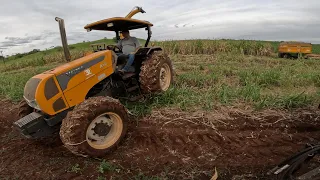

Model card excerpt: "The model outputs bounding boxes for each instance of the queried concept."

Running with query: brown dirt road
[1,100,320,180]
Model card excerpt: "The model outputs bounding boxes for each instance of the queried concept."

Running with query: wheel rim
[159,63,171,91]
[86,112,123,150]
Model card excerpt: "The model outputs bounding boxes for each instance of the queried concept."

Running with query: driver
[116,30,141,72]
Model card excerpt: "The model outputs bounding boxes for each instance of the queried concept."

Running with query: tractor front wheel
[18,100,34,118]
[139,51,173,93]
[59,96,128,157]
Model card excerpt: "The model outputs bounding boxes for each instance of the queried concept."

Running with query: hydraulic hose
[268,144,320,180]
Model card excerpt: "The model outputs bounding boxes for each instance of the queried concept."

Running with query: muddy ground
[1,100,320,180]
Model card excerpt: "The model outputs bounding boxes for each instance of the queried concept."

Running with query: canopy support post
[145,26,151,47]
[115,31,120,42]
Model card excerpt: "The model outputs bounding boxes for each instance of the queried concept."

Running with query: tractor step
[122,72,136,80]
[126,85,139,92]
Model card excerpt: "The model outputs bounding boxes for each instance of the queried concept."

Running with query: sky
[0,0,319,55]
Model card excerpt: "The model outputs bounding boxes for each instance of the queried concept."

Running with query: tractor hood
[44,50,113,92]
[45,51,107,76]
[23,50,115,115]
[23,72,68,115]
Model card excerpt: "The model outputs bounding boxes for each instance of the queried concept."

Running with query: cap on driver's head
[121,30,129,33]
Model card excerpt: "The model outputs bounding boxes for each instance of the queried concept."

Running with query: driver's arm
[130,38,141,54]
[135,38,141,50]
[115,40,122,49]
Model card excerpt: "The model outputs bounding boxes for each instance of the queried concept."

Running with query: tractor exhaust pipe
[120,6,146,39]
[55,17,71,62]
[125,6,146,18]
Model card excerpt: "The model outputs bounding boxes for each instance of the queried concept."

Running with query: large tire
[139,51,173,93]
[18,100,33,118]
[59,96,128,157]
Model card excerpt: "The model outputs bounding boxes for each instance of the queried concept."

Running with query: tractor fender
[135,47,162,56]
[146,47,162,55]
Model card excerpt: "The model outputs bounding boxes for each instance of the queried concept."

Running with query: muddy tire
[139,51,173,93]
[18,100,33,118]
[59,96,128,157]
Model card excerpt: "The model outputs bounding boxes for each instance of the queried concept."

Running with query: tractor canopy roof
[84,17,153,31]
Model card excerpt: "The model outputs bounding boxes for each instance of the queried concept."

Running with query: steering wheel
[107,45,121,53]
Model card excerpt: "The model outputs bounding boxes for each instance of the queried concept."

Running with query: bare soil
[1,100,320,180]
[307,53,320,59]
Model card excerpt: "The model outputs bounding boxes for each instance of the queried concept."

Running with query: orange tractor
[13,6,173,157]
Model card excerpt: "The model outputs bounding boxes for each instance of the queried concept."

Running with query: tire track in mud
[120,110,320,169]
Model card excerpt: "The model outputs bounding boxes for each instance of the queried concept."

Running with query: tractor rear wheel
[18,100,33,118]
[59,96,128,157]
[139,51,173,93]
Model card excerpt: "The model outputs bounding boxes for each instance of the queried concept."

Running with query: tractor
[13,6,173,157]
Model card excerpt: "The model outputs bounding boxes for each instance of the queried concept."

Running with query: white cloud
[0,0,320,55]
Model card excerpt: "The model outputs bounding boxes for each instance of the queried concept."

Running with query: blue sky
[0,0,319,55]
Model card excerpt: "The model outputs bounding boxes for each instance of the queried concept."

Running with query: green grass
[154,39,274,56]
[98,160,117,174]
[67,163,82,174]
[0,38,319,112]
[124,53,320,115]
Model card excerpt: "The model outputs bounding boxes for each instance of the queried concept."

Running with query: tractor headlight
[24,97,41,111]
